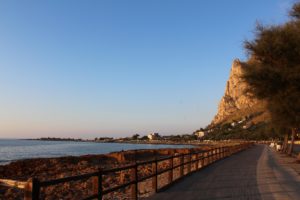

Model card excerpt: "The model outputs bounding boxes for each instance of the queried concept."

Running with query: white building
[148,133,160,140]
[194,131,206,138]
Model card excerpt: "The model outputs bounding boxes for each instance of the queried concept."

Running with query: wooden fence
[0,143,253,200]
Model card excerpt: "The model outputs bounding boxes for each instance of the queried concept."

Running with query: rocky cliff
[211,59,264,125]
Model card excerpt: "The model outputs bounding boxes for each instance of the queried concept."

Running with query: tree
[242,1,300,155]
[140,135,149,140]
[132,134,140,140]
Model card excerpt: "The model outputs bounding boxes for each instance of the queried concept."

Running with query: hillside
[212,59,263,124]
[201,59,279,140]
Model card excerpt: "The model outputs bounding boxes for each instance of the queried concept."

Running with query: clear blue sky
[0,0,294,139]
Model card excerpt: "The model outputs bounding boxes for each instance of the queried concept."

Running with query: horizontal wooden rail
[0,179,27,189]
[0,143,253,200]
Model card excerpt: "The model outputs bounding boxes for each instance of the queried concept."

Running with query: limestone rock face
[211,59,260,124]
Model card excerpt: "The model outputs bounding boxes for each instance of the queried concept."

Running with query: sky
[0,0,295,139]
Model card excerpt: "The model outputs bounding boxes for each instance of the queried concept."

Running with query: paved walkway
[146,145,300,200]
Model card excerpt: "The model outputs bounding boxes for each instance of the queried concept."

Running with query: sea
[0,139,193,165]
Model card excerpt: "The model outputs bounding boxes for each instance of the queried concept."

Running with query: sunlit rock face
[211,59,260,125]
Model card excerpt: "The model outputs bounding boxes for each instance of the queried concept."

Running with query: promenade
[146,145,300,200]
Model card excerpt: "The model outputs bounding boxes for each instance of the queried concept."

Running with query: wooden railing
[0,143,253,200]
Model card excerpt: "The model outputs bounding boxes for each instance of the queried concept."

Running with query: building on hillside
[243,122,253,129]
[194,131,206,138]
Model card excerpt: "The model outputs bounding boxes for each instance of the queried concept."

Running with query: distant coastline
[32,136,211,146]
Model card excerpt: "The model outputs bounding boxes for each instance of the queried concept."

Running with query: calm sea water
[0,139,193,165]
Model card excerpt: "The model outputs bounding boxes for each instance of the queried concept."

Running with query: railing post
[152,158,158,193]
[195,153,199,170]
[24,178,40,200]
[214,148,217,161]
[221,147,224,158]
[168,156,173,183]
[131,163,138,200]
[200,153,204,168]
[208,150,211,164]
[207,151,210,165]
[120,170,125,185]
[24,179,31,200]
[187,153,191,174]
[93,169,103,200]
[180,154,184,177]
[227,147,229,157]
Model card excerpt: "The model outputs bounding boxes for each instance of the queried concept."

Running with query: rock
[211,59,264,125]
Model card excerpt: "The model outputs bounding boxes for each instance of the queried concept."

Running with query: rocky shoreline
[0,146,213,200]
